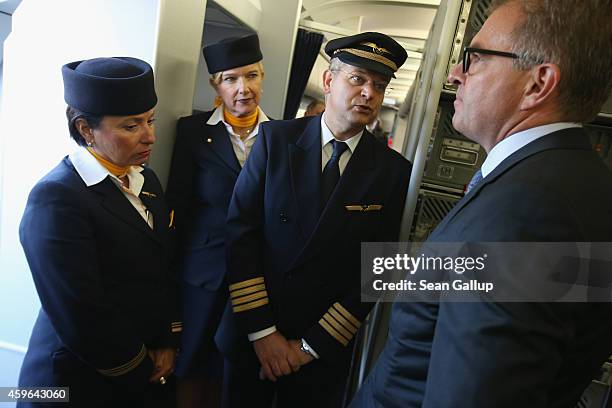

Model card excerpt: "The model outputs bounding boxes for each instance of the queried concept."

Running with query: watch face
[300,339,312,355]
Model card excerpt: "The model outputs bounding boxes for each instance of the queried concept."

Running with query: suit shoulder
[177,110,215,128]
[260,116,313,135]
[373,137,411,170]
[28,158,84,200]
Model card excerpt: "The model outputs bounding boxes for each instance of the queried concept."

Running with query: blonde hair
[210,61,264,86]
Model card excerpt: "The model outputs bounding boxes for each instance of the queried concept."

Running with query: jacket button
[280,212,288,222]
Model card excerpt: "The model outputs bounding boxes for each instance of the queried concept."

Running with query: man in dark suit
[350,1,612,407]
[223,32,412,407]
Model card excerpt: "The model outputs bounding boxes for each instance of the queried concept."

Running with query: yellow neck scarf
[87,147,130,178]
[223,108,258,130]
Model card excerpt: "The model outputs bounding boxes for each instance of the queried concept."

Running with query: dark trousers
[222,347,349,408]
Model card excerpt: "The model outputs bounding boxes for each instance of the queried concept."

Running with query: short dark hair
[490,0,612,121]
[66,106,104,146]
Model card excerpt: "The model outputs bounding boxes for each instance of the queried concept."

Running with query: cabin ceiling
[0,0,20,15]
[301,0,440,107]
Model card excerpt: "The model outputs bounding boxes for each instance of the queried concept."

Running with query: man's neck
[486,110,568,153]
[322,112,364,141]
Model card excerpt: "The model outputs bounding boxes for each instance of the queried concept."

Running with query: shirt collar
[320,113,363,153]
[481,122,582,178]
[206,104,269,127]
[69,147,144,188]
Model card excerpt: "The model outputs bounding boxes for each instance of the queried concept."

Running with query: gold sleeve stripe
[328,308,358,334]
[97,344,147,376]
[172,326,182,333]
[334,48,398,71]
[229,277,265,292]
[319,318,349,347]
[323,313,354,341]
[333,302,361,328]
[233,297,269,313]
[230,284,266,298]
[231,290,268,306]
[171,322,183,333]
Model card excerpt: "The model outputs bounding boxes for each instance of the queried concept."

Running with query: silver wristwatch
[300,338,317,358]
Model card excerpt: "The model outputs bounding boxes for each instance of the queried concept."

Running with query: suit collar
[290,116,323,240]
[432,127,591,235]
[290,131,378,268]
[69,147,145,187]
[320,113,363,153]
[482,122,582,177]
[204,122,242,174]
[66,157,163,245]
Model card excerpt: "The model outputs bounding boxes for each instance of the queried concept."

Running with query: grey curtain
[283,28,325,119]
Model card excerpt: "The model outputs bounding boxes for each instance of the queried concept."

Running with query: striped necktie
[466,169,483,193]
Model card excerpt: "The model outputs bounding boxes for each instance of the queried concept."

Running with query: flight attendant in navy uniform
[18,57,181,407]
[165,34,269,408]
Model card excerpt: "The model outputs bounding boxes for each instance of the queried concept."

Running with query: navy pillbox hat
[325,32,407,78]
[203,34,263,74]
[62,57,157,115]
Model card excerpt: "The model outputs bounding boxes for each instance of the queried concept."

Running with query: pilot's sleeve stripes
[318,302,362,347]
[171,321,182,333]
[229,277,269,313]
[97,344,147,377]
[333,302,361,329]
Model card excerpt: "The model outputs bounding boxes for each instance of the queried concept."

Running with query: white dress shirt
[69,147,153,229]
[481,122,582,178]
[320,113,363,173]
[206,104,270,167]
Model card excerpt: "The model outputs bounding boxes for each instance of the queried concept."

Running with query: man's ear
[322,69,333,94]
[520,63,561,111]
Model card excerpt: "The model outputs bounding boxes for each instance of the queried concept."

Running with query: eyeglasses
[462,47,519,74]
[331,69,389,92]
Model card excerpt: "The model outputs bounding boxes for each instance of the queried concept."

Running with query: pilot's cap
[325,32,407,78]
[62,57,157,115]
[203,33,263,74]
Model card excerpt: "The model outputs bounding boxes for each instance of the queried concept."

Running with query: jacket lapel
[289,116,323,240]
[205,122,241,174]
[88,177,161,245]
[139,173,166,239]
[431,128,592,236]
[291,131,378,269]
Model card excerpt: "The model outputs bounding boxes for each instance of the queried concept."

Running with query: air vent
[410,191,461,241]
[421,193,457,222]
[471,0,493,32]
[439,108,462,139]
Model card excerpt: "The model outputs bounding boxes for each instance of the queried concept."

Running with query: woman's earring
[87,140,94,147]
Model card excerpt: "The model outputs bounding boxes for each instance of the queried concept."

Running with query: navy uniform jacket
[18,157,179,405]
[166,110,242,291]
[352,128,612,408]
[225,115,412,364]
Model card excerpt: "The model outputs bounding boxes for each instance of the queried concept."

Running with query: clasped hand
[253,332,314,381]
[148,347,176,383]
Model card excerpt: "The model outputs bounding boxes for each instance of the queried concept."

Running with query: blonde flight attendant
[166,33,269,407]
